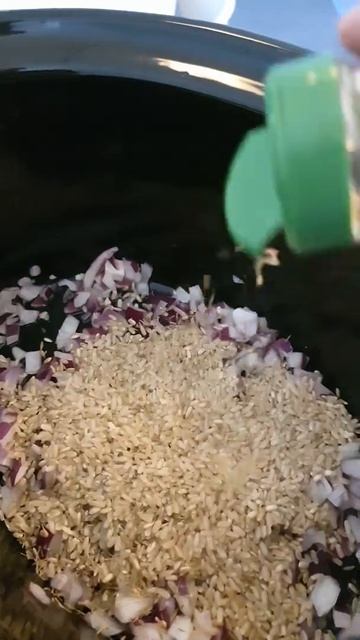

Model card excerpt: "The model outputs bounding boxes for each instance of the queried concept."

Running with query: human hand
[339,5,360,54]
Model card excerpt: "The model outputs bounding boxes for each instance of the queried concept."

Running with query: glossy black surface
[0,9,302,110]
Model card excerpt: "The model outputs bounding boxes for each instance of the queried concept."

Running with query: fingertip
[339,6,360,55]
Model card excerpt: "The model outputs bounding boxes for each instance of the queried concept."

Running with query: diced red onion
[124,306,146,325]
[0,421,15,447]
[310,575,340,617]
[92,307,120,330]
[30,295,47,309]
[36,529,62,559]
[114,594,153,624]
[83,247,118,290]
[189,285,204,313]
[36,362,54,383]
[28,581,51,606]
[177,577,189,596]
[25,351,42,375]
[102,260,125,290]
[158,597,177,627]
[0,365,23,388]
[9,458,27,486]
[271,338,293,355]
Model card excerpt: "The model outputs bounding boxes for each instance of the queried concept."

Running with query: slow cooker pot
[0,9,328,639]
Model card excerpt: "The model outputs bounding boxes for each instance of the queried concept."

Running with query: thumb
[339,5,360,55]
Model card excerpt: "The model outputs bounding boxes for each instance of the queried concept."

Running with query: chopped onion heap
[0,246,359,640]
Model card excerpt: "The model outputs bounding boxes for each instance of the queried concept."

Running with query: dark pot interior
[0,56,360,639]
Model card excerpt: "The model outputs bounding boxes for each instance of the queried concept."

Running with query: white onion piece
[18,277,33,287]
[193,610,216,636]
[132,623,167,640]
[232,275,244,284]
[302,528,327,551]
[114,594,153,623]
[340,442,360,461]
[333,610,351,629]
[350,478,360,498]
[175,287,190,304]
[58,278,78,292]
[47,530,62,556]
[19,284,42,302]
[0,484,24,516]
[189,285,204,312]
[169,615,193,640]
[232,308,258,341]
[51,572,68,591]
[285,352,304,369]
[29,265,41,278]
[29,582,51,606]
[339,613,360,639]
[346,515,360,542]
[25,351,41,375]
[235,349,263,375]
[342,458,360,479]
[12,347,26,363]
[123,260,141,284]
[174,594,193,618]
[310,575,340,617]
[56,316,79,351]
[328,485,348,508]
[85,610,124,637]
[51,571,84,606]
[308,477,332,505]
[263,349,280,366]
[102,260,125,289]
[83,247,118,290]
[74,292,90,308]
[0,288,19,315]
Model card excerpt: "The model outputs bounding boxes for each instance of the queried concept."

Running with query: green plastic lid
[225,55,353,257]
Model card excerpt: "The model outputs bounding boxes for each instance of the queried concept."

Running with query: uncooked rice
[1,318,356,640]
